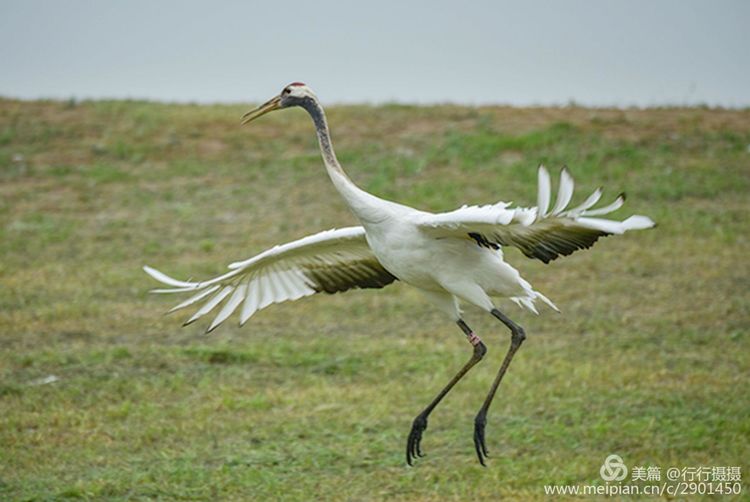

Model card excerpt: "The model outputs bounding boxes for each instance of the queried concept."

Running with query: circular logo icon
[600,454,628,482]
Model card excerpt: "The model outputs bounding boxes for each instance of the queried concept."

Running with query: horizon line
[1,94,748,111]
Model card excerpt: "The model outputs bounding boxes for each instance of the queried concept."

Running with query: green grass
[1,98,749,500]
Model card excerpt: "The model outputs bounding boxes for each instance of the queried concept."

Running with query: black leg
[406,319,487,466]
[473,308,526,466]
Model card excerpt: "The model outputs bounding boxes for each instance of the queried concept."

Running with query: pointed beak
[241,95,282,125]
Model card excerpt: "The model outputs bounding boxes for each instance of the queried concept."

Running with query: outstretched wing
[414,165,655,263]
[144,227,397,332]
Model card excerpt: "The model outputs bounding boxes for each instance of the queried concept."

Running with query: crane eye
[283,88,291,95]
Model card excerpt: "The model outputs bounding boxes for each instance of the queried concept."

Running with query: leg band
[468,333,482,346]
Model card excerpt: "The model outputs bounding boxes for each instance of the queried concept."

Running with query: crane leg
[406,319,487,466]
[472,308,526,466]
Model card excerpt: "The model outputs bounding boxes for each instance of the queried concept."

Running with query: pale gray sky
[1,0,748,106]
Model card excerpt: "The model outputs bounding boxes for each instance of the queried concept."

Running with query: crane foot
[406,413,428,466]
[473,411,489,466]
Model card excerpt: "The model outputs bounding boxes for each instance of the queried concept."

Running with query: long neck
[300,98,385,222]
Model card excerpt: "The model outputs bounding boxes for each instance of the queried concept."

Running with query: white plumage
[145,226,395,332]
[143,82,655,466]
[145,161,652,330]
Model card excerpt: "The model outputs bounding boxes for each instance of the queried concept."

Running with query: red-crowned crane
[144,83,655,466]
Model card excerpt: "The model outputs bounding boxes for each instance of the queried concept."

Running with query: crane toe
[473,411,490,466]
[406,414,428,466]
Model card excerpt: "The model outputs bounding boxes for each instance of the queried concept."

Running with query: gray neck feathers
[300,96,385,223]
[301,98,346,178]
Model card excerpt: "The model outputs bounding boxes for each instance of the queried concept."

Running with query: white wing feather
[550,166,574,216]
[566,187,602,216]
[167,285,220,313]
[144,226,396,332]
[536,164,551,220]
[415,166,655,263]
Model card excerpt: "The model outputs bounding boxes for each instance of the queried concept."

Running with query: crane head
[241,82,315,125]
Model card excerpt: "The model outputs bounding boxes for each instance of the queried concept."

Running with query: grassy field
[1,97,749,501]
